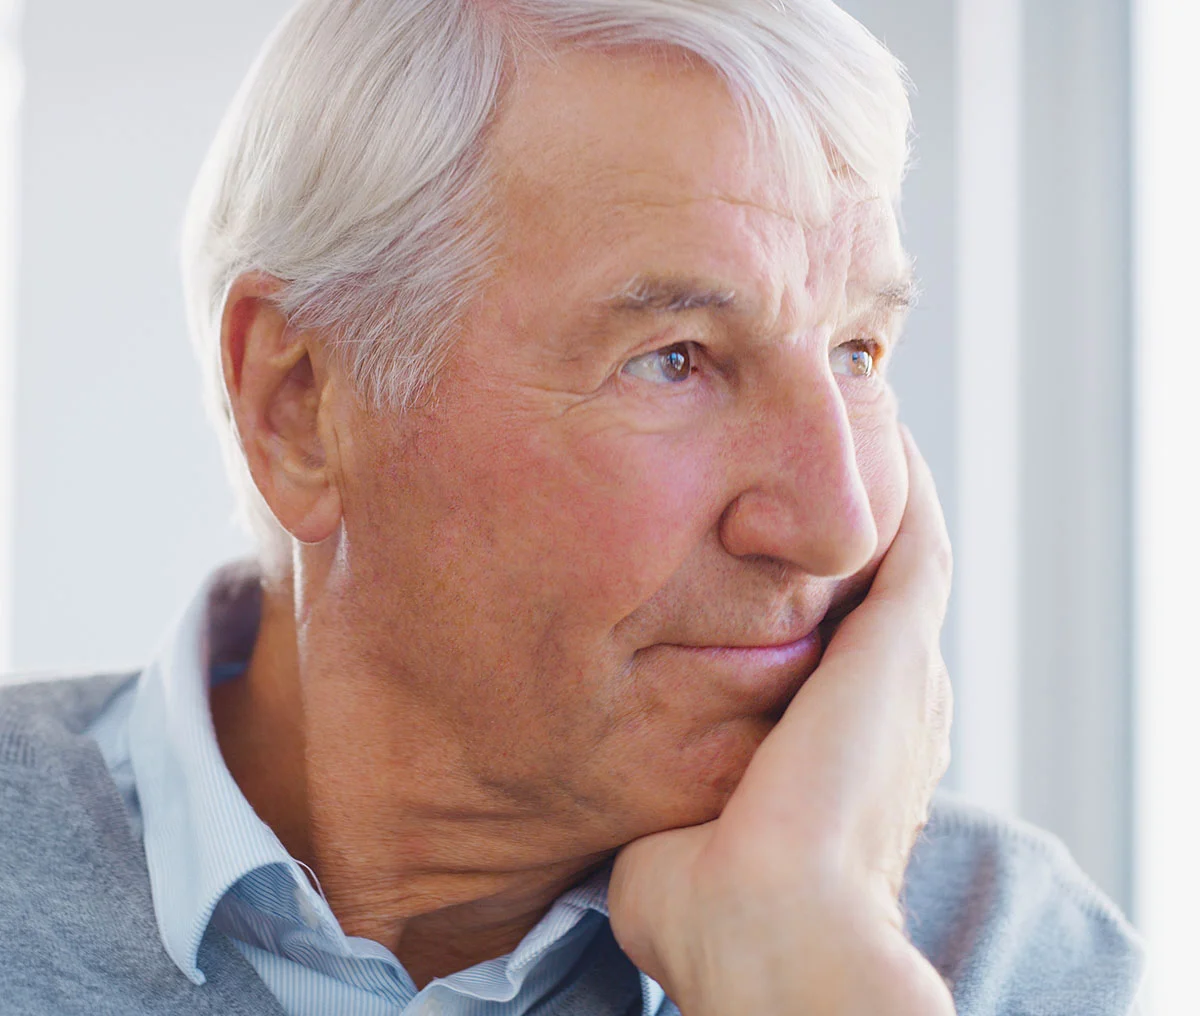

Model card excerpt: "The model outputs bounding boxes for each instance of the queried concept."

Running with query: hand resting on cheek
[608,430,956,1016]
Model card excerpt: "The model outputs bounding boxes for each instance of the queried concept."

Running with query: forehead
[487,46,906,323]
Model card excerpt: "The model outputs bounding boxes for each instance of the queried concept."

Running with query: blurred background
[0,0,1195,1011]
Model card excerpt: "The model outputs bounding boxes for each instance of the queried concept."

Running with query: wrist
[662,902,954,1016]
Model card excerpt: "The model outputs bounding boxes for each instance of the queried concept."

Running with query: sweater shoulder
[0,671,286,1015]
[904,793,1144,1015]
[0,672,138,770]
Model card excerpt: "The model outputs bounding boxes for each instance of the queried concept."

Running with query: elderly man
[0,1,1142,1014]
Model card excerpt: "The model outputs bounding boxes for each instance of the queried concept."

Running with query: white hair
[181,0,912,570]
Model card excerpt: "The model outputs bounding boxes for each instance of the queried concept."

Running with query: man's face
[320,48,911,854]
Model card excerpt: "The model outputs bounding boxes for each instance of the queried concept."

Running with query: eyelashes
[620,337,886,390]
[621,343,698,386]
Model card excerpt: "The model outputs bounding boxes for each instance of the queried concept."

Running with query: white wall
[0,0,19,672]
[1134,1,1200,1009]
[7,0,293,677]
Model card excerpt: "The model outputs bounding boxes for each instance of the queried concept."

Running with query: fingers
[820,430,953,866]
[610,431,959,1016]
[861,427,954,627]
[811,428,952,697]
[878,429,955,791]
[724,428,954,877]
[813,429,953,744]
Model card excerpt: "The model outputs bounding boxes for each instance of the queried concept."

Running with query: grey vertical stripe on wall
[1019,0,1134,916]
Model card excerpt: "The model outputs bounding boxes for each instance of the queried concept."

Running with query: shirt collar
[128,561,318,984]
[127,561,619,990]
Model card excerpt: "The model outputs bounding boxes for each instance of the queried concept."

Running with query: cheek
[350,393,727,636]
[528,427,725,620]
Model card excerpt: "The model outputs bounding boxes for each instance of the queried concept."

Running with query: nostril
[718,479,878,579]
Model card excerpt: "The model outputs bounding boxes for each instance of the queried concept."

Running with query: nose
[718,363,878,579]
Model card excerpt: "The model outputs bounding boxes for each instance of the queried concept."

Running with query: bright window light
[1134,1,1200,1012]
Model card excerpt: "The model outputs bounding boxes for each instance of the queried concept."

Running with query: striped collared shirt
[87,562,670,1016]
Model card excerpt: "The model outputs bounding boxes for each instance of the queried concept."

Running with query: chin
[638,715,774,830]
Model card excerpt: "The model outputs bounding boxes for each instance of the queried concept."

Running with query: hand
[608,431,956,1016]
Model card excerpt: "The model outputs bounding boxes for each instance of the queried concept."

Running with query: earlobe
[221,273,343,546]
[286,381,344,545]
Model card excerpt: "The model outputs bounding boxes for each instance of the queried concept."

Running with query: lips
[634,585,867,715]
[678,629,823,653]
[653,627,826,714]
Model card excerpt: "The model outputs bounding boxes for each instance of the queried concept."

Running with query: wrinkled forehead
[823,198,909,316]
[494,44,827,223]
[489,45,908,323]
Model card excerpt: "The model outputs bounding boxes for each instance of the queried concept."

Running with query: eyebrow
[599,272,919,321]
[871,277,919,314]
[603,276,740,315]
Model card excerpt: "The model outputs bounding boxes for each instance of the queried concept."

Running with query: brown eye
[623,342,695,385]
[831,341,876,378]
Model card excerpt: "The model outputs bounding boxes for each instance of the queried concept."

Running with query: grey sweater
[0,675,1144,1015]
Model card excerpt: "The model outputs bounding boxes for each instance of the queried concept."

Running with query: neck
[210,583,608,989]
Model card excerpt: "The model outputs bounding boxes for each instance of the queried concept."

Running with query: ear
[221,273,343,545]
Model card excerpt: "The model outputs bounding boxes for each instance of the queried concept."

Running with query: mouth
[670,629,824,660]
[656,627,827,714]
[639,586,868,716]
